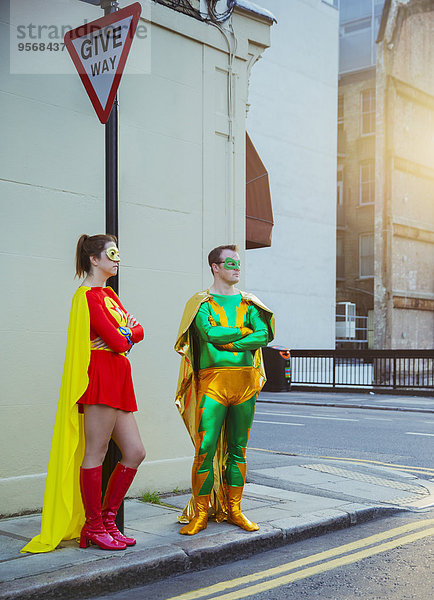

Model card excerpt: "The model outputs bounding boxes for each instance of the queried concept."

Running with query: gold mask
[106,247,120,262]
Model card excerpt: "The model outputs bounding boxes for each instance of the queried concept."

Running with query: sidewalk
[258,389,434,413]
[1,451,433,600]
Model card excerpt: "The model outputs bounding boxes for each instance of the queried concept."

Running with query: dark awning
[246,132,273,249]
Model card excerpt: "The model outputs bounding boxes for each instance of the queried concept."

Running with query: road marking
[363,416,393,421]
[165,520,434,600]
[253,420,304,427]
[371,466,434,476]
[248,448,434,476]
[207,528,434,600]
[318,454,434,474]
[405,432,434,437]
[249,447,299,456]
[255,411,358,422]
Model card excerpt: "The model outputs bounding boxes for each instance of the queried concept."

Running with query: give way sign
[64,3,142,124]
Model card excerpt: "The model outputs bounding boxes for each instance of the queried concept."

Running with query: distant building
[336,0,433,349]
[375,0,434,348]
[336,0,384,347]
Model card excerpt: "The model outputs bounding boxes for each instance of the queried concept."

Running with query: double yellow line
[166,519,434,600]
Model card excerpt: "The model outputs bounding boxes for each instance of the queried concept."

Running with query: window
[337,96,345,153]
[340,0,376,22]
[359,233,374,278]
[337,167,344,227]
[360,160,375,205]
[338,95,344,123]
[344,17,371,34]
[361,89,376,135]
[338,123,345,154]
[339,1,385,73]
[337,237,344,280]
[337,167,343,205]
[339,23,372,73]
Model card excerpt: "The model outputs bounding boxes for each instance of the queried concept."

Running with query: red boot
[102,463,137,546]
[79,466,126,550]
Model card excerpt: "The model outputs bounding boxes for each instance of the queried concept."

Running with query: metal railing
[290,349,434,391]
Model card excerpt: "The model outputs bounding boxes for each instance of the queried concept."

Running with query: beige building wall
[0,1,272,515]
[245,0,339,349]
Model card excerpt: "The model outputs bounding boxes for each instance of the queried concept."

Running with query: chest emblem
[104,296,127,326]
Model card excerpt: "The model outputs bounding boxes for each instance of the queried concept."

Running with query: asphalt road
[90,401,434,600]
[94,513,434,600]
[250,401,434,475]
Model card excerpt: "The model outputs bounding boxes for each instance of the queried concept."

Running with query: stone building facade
[375,0,434,348]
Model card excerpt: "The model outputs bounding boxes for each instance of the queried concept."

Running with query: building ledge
[339,66,376,82]
[393,222,434,243]
[393,290,434,301]
[235,0,277,23]
[393,293,434,312]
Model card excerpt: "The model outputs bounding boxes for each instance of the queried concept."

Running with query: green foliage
[171,487,189,495]
[141,490,162,504]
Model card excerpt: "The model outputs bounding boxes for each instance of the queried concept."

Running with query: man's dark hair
[208,244,239,275]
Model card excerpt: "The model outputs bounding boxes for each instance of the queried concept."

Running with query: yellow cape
[174,289,274,523]
[21,287,91,553]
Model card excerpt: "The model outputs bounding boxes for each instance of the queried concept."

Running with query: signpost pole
[70,0,142,534]
[100,0,123,532]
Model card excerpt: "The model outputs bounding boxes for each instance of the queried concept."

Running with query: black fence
[289,349,434,392]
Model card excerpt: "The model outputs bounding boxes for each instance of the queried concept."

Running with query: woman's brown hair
[75,234,117,278]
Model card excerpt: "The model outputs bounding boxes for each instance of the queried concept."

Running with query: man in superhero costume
[175,244,274,535]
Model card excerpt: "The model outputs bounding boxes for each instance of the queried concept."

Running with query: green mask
[223,257,240,270]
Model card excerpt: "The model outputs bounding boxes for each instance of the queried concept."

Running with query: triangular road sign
[64,3,142,124]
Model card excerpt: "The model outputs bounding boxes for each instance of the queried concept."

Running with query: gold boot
[180,495,210,535]
[227,486,259,531]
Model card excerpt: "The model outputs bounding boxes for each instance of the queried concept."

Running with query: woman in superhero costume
[22,234,145,553]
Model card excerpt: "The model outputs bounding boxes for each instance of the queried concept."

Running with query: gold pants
[192,367,261,495]
[197,367,261,407]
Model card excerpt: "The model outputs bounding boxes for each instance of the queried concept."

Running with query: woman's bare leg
[82,405,118,468]
[111,411,146,468]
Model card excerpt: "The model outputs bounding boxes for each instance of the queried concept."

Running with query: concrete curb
[0,545,189,600]
[0,504,400,600]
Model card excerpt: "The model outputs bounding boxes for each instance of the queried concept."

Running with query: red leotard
[77,287,144,412]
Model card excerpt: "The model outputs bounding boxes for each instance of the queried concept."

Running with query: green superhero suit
[175,291,274,535]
